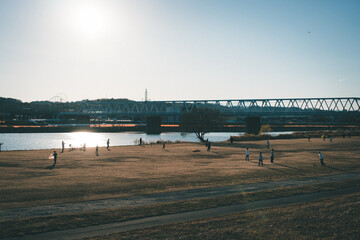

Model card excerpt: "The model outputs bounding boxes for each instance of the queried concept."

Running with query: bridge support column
[245,116,260,134]
[146,116,161,134]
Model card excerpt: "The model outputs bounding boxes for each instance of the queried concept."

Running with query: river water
[0,132,291,151]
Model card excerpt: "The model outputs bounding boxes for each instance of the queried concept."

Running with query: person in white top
[319,151,325,166]
[245,148,250,161]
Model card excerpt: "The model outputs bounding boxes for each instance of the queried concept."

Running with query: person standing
[207,141,211,152]
[266,140,270,149]
[245,148,250,161]
[95,145,99,156]
[230,136,233,144]
[106,139,110,150]
[0,142,3,152]
[258,152,263,166]
[270,149,274,163]
[162,142,166,150]
[308,136,311,142]
[61,141,65,153]
[52,151,58,166]
[139,138,142,146]
[319,151,325,166]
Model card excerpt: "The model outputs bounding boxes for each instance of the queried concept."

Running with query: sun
[73,4,105,36]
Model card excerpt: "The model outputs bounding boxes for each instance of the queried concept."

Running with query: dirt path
[4,187,359,240]
[1,171,359,221]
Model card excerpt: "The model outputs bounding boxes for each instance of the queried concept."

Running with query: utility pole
[145,89,148,102]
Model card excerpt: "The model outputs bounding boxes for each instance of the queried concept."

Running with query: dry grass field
[0,136,359,209]
[94,193,359,240]
[0,136,359,239]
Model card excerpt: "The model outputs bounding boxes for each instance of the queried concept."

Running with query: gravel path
[1,171,359,221]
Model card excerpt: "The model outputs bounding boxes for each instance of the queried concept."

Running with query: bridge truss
[75,97,360,116]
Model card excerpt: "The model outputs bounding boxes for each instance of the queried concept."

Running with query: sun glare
[67,132,104,148]
[73,4,105,36]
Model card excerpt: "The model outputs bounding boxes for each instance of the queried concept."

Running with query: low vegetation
[0,137,359,238]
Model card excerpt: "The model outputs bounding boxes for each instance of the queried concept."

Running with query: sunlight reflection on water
[0,131,292,151]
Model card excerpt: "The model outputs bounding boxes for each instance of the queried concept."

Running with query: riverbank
[1,124,358,133]
[231,129,360,141]
[0,137,359,239]
[1,136,359,209]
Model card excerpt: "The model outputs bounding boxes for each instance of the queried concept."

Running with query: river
[0,132,291,151]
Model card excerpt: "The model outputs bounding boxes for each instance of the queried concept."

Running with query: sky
[0,0,359,102]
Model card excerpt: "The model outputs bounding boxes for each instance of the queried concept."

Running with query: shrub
[259,124,272,134]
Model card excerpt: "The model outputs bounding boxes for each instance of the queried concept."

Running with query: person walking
[230,136,233,144]
[270,149,274,163]
[245,148,250,161]
[266,140,270,149]
[61,141,65,153]
[95,145,99,156]
[162,142,166,150]
[258,152,263,166]
[106,139,110,150]
[52,151,58,166]
[139,138,142,146]
[207,141,211,152]
[319,151,325,166]
[308,136,311,142]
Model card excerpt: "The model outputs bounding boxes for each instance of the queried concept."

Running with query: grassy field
[0,136,359,238]
[92,193,359,240]
[1,179,359,238]
[1,136,359,209]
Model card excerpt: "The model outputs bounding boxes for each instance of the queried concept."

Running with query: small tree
[259,124,272,134]
[180,107,223,142]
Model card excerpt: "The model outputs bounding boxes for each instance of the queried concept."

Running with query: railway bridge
[61,97,360,133]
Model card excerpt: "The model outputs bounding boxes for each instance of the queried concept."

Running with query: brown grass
[90,193,360,240]
[1,137,360,209]
[0,137,359,238]
[1,179,358,238]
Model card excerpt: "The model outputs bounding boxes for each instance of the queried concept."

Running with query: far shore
[1,124,358,133]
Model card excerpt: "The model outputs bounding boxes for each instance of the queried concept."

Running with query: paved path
[4,187,359,240]
[1,172,359,221]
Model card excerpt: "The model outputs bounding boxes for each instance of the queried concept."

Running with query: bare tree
[180,107,223,142]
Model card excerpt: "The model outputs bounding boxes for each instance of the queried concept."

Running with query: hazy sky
[0,0,359,102]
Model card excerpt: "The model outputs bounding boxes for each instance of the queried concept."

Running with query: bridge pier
[245,116,260,134]
[146,116,161,134]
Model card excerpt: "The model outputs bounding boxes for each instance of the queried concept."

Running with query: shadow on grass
[45,164,55,170]
[249,161,292,175]
[211,151,222,155]
[215,142,266,150]
[273,163,305,172]
[325,165,346,172]
[265,166,292,175]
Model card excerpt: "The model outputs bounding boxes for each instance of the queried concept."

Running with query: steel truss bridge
[74,97,360,116]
